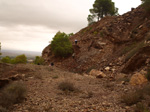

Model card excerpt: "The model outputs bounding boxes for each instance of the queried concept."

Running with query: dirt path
[4,64,131,112]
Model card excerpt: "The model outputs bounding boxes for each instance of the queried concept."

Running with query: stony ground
[0,64,138,112]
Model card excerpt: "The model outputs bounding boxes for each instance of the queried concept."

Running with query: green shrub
[14,54,27,64]
[58,81,76,92]
[1,56,11,63]
[34,56,44,65]
[0,81,27,108]
[121,89,143,106]
[93,31,98,35]
[1,55,27,64]
[51,31,73,57]
[10,59,16,64]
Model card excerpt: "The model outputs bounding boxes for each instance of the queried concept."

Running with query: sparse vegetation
[34,56,44,65]
[117,77,130,83]
[142,83,150,95]
[0,81,27,108]
[58,81,76,92]
[121,89,143,106]
[125,41,145,61]
[14,54,27,64]
[51,31,73,57]
[104,82,114,91]
[87,91,93,98]
[134,102,149,112]
[52,75,59,79]
[120,42,137,56]
[94,31,98,35]
[1,56,11,63]
[1,54,27,64]
[100,31,104,37]
[121,83,150,108]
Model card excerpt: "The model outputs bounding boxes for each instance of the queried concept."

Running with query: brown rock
[89,69,106,78]
[129,73,148,85]
[9,74,22,81]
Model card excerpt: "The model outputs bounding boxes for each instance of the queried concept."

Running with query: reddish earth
[1,64,150,112]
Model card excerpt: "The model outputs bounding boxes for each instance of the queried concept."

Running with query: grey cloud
[0,0,92,33]
[0,0,141,52]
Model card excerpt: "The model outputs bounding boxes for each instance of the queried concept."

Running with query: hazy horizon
[1,49,41,58]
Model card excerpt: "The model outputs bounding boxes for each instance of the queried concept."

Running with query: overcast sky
[0,0,141,52]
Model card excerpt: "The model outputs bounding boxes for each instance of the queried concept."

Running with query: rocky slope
[42,6,150,75]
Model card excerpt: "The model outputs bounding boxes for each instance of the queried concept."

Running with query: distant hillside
[1,49,41,58]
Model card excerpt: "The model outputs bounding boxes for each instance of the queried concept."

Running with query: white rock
[105,67,110,71]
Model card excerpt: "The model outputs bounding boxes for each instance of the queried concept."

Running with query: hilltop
[42,6,150,75]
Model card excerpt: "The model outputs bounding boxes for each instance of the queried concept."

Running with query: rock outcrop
[42,6,150,75]
[89,69,106,78]
[129,73,148,85]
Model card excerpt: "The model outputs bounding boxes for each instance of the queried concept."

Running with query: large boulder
[89,69,106,78]
[129,73,148,85]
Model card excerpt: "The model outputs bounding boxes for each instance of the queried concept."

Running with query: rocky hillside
[42,5,150,75]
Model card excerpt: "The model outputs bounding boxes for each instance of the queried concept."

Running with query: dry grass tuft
[58,81,76,92]
[0,81,27,108]
[121,89,143,106]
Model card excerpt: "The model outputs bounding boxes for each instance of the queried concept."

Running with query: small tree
[34,56,44,65]
[87,14,96,25]
[51,31,73,57]
[89,0,118,22]
[14,54,27,64]
[1,56,11,63]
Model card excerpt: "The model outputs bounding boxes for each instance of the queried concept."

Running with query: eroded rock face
[121,46,150,74]
[129,73,148,85]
